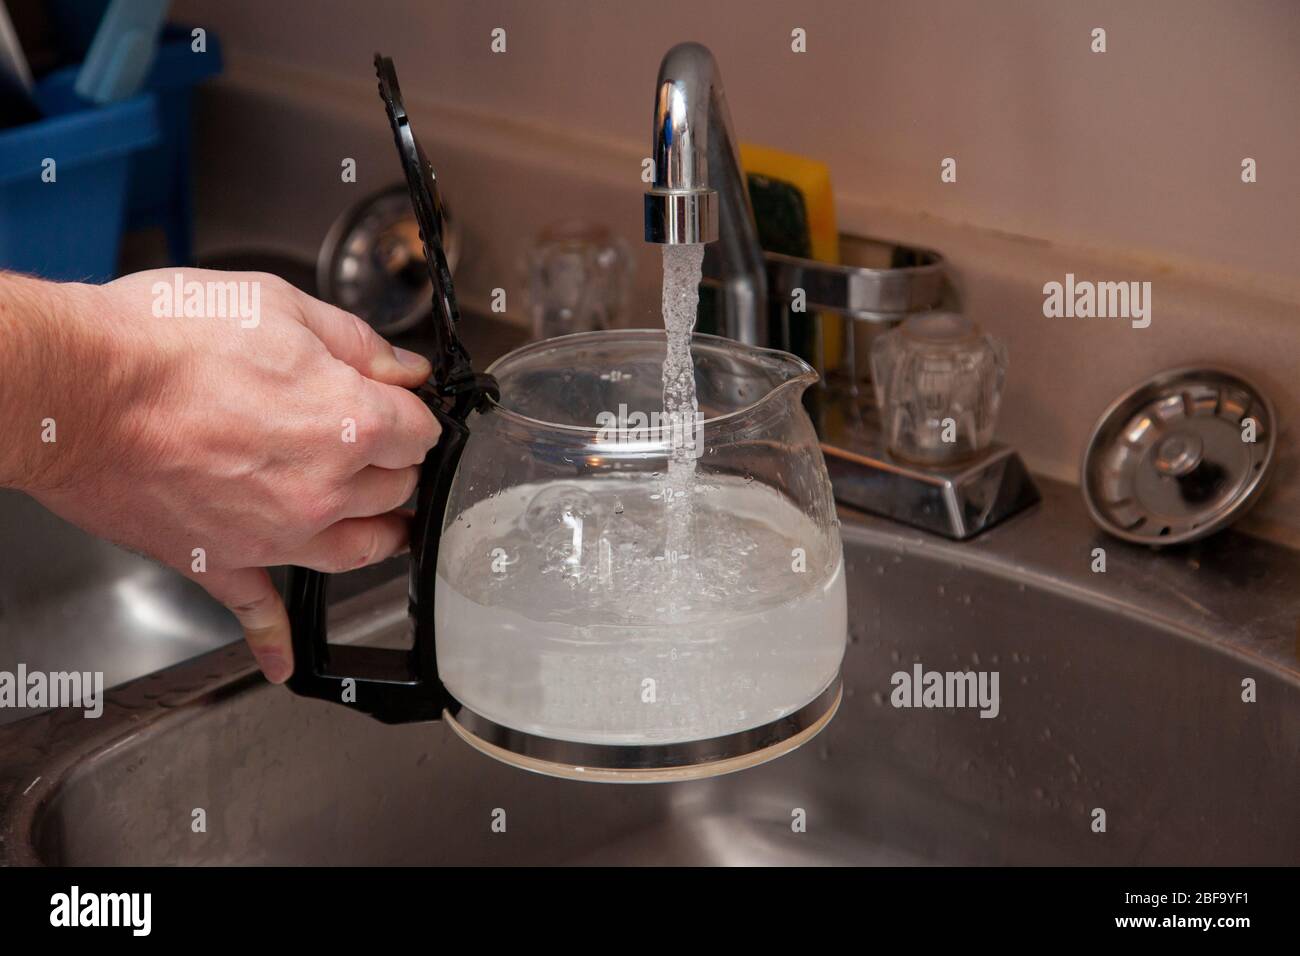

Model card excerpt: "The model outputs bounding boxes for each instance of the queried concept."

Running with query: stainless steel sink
[0,490,243,725]
[3,477,1297,865]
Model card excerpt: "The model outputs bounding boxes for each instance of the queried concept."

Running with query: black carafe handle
[286,388,466,724]
[286,52,494,724]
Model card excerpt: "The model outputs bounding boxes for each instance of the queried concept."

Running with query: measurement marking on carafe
[654,551,692,563]
[650,484,688,502]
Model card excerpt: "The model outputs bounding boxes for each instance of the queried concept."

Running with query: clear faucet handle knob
[868,311,1007,466]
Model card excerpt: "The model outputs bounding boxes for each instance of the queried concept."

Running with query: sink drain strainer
[1082,367,1276,545]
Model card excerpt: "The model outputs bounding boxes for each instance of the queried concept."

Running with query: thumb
[195,567,293,684]
[293,289,431,387]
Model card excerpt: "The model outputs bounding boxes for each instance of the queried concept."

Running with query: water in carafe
[436,474,845,744]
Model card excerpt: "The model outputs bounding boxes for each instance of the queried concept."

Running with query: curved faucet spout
[643,42,771,346]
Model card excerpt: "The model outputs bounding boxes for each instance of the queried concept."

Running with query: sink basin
[0,490,242,725]
[3,478,1296,865]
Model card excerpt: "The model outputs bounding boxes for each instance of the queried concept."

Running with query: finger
[338,465,420,519]
[360,381,442,469]
[195,567,293,684]
[294,290,431,387]
[285,512,410,573]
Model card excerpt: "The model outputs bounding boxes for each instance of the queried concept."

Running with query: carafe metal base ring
[444,675,842,783]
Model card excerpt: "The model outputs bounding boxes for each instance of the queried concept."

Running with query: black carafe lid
[374,53,496,414]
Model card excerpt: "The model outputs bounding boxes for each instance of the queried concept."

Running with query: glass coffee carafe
[288,55,843,781]
[289,329,847,782]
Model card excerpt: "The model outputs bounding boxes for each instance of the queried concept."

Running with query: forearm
[0,273,121,492]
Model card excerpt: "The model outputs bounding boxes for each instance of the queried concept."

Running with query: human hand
[1,269,440,683]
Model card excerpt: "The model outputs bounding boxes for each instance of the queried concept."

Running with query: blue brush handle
[74,0,171,104]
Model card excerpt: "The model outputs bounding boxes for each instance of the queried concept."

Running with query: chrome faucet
[641,41,1039,539]
[643,42,770,346]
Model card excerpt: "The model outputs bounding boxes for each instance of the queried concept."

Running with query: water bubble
[524,485,605,580]
[523,484,601,543]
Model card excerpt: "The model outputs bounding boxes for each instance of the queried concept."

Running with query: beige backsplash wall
[175,0,1300,540]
